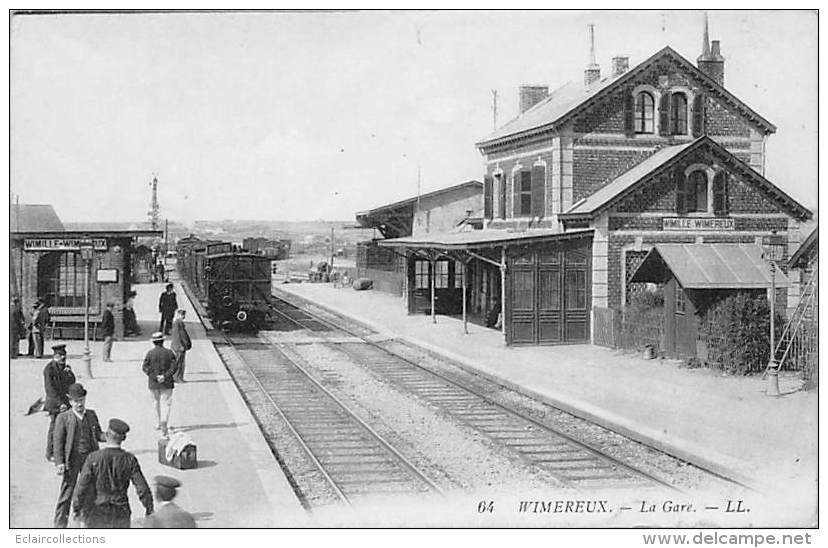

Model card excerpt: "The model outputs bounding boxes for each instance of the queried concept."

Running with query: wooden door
[510,253,536,344]
[562,247,590,342]
[538,251,562,343]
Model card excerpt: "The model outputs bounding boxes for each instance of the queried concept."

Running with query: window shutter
[530,165,545,218]
[676,172,688,214]
[712,171,729,215]
[511,172,521,217]
[659,92,671,136]
[623,89,635,136]
[483,175,493,219]
[692,94,706,138]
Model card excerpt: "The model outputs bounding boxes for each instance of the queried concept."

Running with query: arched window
[688,170,708,213]
[671,93,688,135]
[634,92,655,134]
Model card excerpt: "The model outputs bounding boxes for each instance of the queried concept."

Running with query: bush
[627,285,664,310]
[700,293,784,375]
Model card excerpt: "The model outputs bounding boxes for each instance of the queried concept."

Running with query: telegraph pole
[491,89,498,130]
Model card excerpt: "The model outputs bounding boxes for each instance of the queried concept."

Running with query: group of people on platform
[29,282,196,529]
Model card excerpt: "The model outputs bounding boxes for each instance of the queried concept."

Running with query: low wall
[357,267,404,296]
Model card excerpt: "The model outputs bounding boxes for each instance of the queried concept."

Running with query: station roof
[379,227,593,250]
[630,244,790,289]
[476,46,776,150]
[355,180,482,238]
[11,229,163,239]
[788,226,818,269]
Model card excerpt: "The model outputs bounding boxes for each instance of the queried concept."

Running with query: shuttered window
[688,170,708,213]
[623,89,635,136]
[483,175,493,219]
[671,93,688,135]
[497,173,506,219]
[634,92,655,133]
[712,171,729,215]
[516,170,532,216]
[530,165,545,217]
[691,94,706,137]
[659,92,671,136]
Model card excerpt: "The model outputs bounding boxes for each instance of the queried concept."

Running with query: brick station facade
[472,31,811,350]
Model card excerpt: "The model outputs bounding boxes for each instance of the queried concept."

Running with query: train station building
[10,203,162,338]
[379,27,813,355]
[354,180,482,296]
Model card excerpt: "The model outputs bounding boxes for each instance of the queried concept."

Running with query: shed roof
[630,244,789,289]
[10,204,65,232]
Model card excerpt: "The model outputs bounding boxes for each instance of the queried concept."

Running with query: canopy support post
[500,247,507,342]
[430,256,437,324]
[462,259,469,335]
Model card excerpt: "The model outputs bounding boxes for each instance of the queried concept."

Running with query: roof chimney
[611,56,629,78]
[697,13,725,86]
[584,24,601,89]
[518,85,549,114]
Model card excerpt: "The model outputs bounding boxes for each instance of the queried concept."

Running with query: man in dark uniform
[10,297,24,358]
[32,299,51,358]
[101,302,115,362]
[142,332,178,437]
[143,476,196,528]
[72,418,154,528]
[43,344,76,461]
[52,383,105,528]
[158,284,178,335]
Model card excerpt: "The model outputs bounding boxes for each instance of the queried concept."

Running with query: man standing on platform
[143,476,196,528]
[10,297,24,359]
[158,284,178,335]
[142,332,178,437]
[52,383,105,528]
[32,299,51,358]
[170,309,192,383]
[72,418,154,528]
[101,302,115,362]
[44,344,76,461]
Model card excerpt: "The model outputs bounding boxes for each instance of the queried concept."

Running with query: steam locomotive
[177,238,272,331]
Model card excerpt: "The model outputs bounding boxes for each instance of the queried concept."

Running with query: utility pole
[329,226,335,273]
[164,218,169,253]
[491,89,498,130]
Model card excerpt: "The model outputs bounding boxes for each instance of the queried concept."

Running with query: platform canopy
[630,243,790,289]
[378,227,594,251]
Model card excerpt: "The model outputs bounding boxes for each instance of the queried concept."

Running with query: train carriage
[177,238,272,331]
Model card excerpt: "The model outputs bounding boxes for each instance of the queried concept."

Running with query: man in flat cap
[142,332,178,437]
[72,418,154,528]
[43,344,76,461]
[158,284,178,336]
[143,476,196,528]
[52,383,105,528]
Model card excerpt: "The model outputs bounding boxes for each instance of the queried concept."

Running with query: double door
[508,241,591,345]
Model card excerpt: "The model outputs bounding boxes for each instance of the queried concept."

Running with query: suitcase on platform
[158,437,198,469]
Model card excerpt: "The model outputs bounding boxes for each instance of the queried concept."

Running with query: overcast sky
[10,10,817,224]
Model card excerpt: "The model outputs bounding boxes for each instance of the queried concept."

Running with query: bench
[48,316,101,341]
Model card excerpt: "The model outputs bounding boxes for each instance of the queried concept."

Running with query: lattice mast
[148,174,160,230]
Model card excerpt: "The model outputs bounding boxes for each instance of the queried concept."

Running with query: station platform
[10,281,308,528]
[276,282,817,517]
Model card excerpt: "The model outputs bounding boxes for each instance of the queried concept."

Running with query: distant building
[10,203,161,339]
[354,180,482,296]
[242,237,291,259]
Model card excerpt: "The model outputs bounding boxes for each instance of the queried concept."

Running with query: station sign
[23,238,108,251]
[662,217,735,231]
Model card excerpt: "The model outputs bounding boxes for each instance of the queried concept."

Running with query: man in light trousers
[141,332,177,437]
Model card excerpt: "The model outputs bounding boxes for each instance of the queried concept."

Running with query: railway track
[215,331,442,508]
[268,291,680,491]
